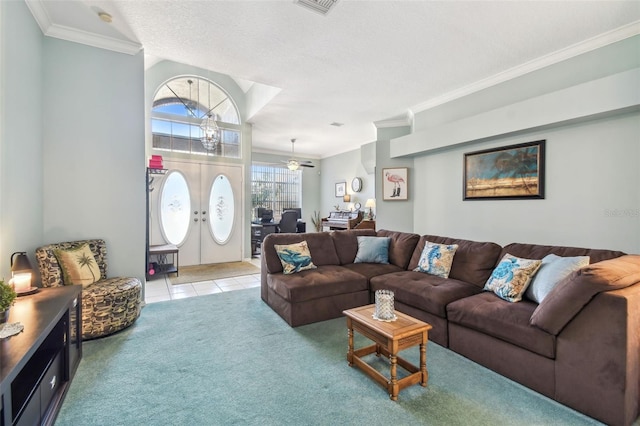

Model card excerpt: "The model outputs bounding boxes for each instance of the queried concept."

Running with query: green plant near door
[310,211,323,232]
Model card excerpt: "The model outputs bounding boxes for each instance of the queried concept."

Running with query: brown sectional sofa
[260,229,640,426]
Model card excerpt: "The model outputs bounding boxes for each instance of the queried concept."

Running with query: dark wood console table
[0,285,82,426]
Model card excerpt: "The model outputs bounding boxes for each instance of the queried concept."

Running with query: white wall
[42,38,146,280]
[320,147,375,221]
[0,1,44,280]
[413,112,640,253]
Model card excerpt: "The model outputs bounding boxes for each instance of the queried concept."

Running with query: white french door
[150,160,243,266]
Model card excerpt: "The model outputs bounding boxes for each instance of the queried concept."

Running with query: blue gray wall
[0,1,44,280]
[0,1,146,283]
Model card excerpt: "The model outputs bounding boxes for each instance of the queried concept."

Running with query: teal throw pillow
[274,241,317,274]
[525,254,590,303]
[484,254,542,302]
[354,236,390,264]
[413,241,459,278]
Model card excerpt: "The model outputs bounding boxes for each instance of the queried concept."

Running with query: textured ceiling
[26,0,640,158]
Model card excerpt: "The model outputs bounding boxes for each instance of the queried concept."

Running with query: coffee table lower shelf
[350,343,425,399]
[343,305,433,401]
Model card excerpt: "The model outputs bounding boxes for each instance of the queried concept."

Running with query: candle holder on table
[373,289,397,322]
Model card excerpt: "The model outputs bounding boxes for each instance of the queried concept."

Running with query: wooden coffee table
[343,304,433,400]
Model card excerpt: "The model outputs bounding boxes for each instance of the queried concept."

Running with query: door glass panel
[209,174,235,244]
[160,171,191,245]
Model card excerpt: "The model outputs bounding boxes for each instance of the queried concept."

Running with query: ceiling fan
[282,139,315,170]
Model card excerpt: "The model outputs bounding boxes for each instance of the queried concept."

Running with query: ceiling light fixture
[98,12,112,23]
[283,139,315,170]
[200,113,221,151]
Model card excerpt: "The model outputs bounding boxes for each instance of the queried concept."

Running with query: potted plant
[311,211,323,232]
[0,279,17,323]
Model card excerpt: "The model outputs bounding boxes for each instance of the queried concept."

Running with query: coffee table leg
[389,353,399,400]
[420,332,428,386]
[347,318,354,366]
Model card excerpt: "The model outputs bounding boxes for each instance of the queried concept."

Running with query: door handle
[194,211,198,215]
[202,218,207,222]
[202,211,207,215]
[194,218,199,222]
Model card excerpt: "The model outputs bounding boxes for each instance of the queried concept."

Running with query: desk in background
[251,221,306,255]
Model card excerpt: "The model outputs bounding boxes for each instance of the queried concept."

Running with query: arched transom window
[152,76,241,158]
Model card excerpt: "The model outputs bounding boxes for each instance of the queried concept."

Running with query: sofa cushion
[500,242,625,264]
[330,229,377,264]
[376,230,420,269]
[274,241,317,274]
[267,265,368,303]
[484,254,542,303]
[370,271,481,318]
[342,263,404,281]
[530,254,640,335]
[414,241,458,278]
[525,254,590,303]
[409,235,502,288]
[447,292,556,359]
[354,236,390,264]
[263,232,339,274]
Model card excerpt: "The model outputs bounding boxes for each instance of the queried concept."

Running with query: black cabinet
[0,286,82,426]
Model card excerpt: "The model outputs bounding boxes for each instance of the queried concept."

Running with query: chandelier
[200,113,221,151]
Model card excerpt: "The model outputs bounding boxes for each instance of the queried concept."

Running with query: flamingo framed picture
[463,140,545,200]
[382,167,408,201]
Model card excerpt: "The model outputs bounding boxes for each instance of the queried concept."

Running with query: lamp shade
[10,252,32,273]
[343,194,351,202]
[365,199,376,208]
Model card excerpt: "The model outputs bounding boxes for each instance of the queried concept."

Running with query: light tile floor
[144,258,261,304]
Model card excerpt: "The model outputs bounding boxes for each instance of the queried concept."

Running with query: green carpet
[55,288,601,426]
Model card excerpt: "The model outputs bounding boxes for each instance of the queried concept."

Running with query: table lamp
[365,199,376,220]
[10,251,36,296]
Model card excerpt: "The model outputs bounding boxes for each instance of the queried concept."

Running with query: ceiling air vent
[295,0,338,15]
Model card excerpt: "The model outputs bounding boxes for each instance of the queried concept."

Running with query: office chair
[279,210,299,233]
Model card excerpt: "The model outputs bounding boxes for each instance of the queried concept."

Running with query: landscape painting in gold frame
[464,140,545,200]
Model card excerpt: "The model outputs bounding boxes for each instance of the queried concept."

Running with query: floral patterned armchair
[35,239,142,340]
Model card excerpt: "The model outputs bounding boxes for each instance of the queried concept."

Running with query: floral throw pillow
[413,241,459,278]
[53,243,101,287]
[274,241,317,275]
[484,254,542,302]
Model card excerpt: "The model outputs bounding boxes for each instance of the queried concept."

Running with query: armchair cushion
[53,243,101,286]
[36,239,142,340]
[36,239,107,287]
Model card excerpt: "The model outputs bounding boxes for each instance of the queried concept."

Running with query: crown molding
[24,0,52,34]
[46,24,142,55]
[373,113,412,129]
[411,21,640,114]
[252,147,321,160]
[25,0,142,55]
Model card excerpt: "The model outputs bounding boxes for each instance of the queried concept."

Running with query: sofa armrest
[530,255,640,335]
[555,283,640,426]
